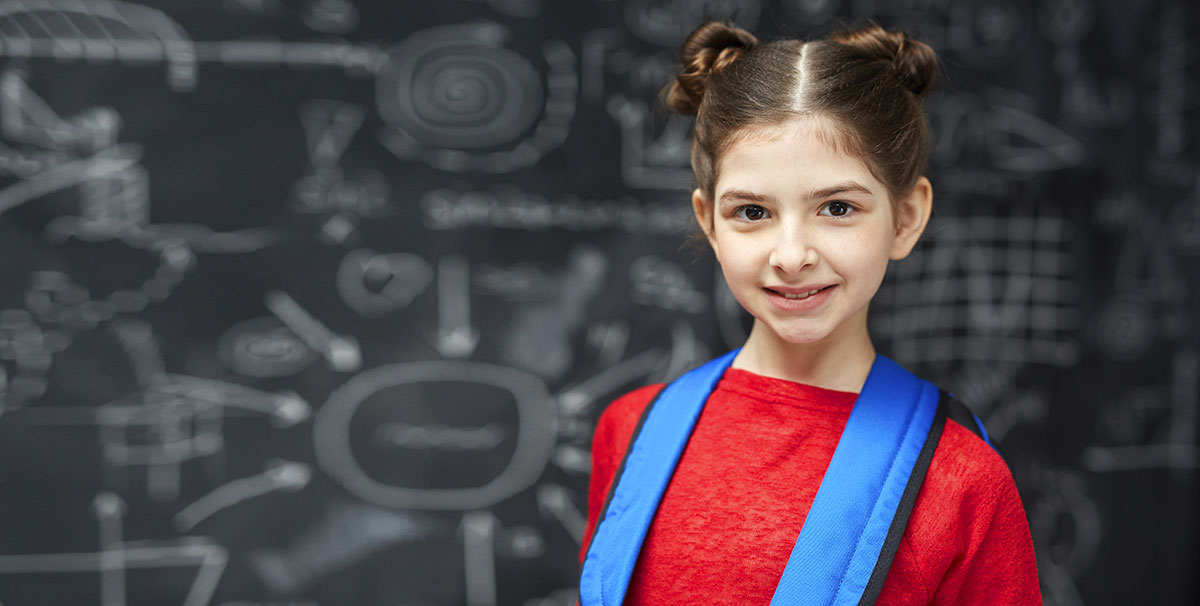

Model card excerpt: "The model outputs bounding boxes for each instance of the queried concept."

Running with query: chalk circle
[218,317,320,378]
[1093,298,1155,362]
[314,361,555,511]
[376,23,543,150]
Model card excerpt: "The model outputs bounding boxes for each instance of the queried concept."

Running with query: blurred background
[0,0,1195,604]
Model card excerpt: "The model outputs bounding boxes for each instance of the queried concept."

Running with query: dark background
[0,1,1196,605]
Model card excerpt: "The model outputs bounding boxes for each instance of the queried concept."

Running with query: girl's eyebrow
[808,180,874,199]
[717,181,873,205]
[717,189,772,205]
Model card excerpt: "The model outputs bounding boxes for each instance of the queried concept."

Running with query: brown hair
[664,21,940,207]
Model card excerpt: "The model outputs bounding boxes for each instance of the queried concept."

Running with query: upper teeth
[783,289,822,299]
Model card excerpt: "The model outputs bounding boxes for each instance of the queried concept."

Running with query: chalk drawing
[222,0,284,18]
[551,444,590,475]
[419,186,695,234]
[291,100,389,236]
[1152,3,1186,162]
[874,210,1081,367]
[498,246,606,378]
[174,460,312,531]
[336,249,433,318]
[251,499,442,596]
[584,320,630,368]
[1083,349,1198,472]
[435,255,479,359]
[947,1,1024,64]
[301,0,358,34]
[930,90,1085,175]
[0,143,140,217]
[581,29,618,104]
[265,290,361,372]
[1,68,118,153]
[1028,469,1101,604]
[500,526,545,559]
[648,319,710,385]
[376,22,576,173]
[473,263,555,302]
[606,94,693,190]
[313,360,555,510]
[372,421,508,451]
[0,492,229,606]
[556,347,664,416]
[299,100,362,170]
[979,388,1048,445]
[536,484,586,544]
[89,374,309,501]
[0,0,198,91]
[218,316,322,378]
[0,308,53,409]
[523,588,578,606]
[462,510,498,606]
[1038,0,1094,46]
[630,255,707,313]
[623,0,761,46]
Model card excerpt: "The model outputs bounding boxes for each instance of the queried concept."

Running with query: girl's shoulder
[931,397,1014,493]
[594,383,666,445]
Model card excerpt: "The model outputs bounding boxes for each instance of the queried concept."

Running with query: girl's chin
[751,322,832,347]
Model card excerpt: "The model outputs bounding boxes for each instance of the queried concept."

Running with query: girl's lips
[763,285,835,311]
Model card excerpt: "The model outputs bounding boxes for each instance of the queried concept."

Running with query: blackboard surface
[0,1,1196,605]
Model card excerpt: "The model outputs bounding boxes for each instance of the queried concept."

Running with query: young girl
[578,21,1041,605]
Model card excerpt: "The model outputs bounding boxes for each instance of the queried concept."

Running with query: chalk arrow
[435,255,479,358]
[264,290,361,372]
[556,348,663,416]
[174,460,311,531]
[93,491,127,606]
[461,510,497,606]
[159,377,310,427]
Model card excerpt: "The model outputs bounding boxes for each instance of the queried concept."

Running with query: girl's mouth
[766,285,834,300]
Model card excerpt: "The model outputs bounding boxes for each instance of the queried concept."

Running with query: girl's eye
[821,200,855,218]
[734,204,769,221]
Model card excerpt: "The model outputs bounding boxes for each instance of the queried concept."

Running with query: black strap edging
[945,395,987,443]
[856,389,951,605]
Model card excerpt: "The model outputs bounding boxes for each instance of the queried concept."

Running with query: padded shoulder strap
[770,356,942,606]
[579,349,740,606]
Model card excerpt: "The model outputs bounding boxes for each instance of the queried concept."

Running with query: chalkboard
[0,1,1196,605]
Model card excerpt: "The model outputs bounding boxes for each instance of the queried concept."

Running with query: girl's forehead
[716,117,880,190]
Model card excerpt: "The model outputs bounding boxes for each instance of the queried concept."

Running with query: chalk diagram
[0,1,590,604]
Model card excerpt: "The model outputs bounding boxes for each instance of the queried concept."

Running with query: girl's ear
[890,177,933,260]
[692,188,719,255]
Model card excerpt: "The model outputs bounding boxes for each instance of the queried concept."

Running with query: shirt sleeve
[924,427,1043,605]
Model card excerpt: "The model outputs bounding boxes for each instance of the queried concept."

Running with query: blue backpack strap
[769,355,943,606]
[579,348,740,606]
[580,352,948,606]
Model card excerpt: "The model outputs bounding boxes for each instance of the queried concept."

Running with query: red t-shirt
[580,368,1042,605]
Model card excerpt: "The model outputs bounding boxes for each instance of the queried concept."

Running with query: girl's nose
[768,224,818,275]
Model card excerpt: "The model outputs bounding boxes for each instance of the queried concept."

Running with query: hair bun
[665,21,759,115]
[833,23,939,97]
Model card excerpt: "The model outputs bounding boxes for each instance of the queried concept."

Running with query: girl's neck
[731,319,877,393]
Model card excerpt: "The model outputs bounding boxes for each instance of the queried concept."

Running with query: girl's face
[693,117,930,351]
